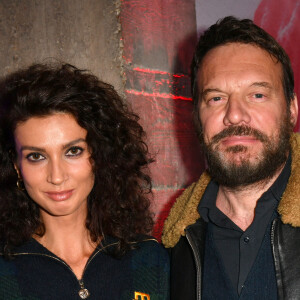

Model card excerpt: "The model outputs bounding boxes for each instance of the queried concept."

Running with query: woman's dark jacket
[0,236,169,300]
[162,133,300,300]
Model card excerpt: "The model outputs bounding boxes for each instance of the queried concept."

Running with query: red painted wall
[254,0,300,131]
[120,0,204,239]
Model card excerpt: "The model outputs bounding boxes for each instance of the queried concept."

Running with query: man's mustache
[210,125,268,145]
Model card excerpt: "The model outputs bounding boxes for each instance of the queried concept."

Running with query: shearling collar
[162,133,300,248]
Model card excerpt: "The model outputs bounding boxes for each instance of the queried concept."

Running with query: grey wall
[0,0,123,93]
[195,0,261,33]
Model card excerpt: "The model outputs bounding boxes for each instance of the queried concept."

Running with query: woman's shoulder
[134,235,166,250]
[102,234,169,260]
[127,235,170,299]
[99,235,169,269]
[130,235,170,262]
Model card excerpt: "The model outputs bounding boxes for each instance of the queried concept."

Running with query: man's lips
[44,189,74,201]
[221,135,259,146]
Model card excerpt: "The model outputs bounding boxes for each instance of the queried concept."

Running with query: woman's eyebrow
[20,145,45,152]
[62,138,87,150]
[20,138,87,152]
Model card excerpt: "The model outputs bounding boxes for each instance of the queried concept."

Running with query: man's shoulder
[278,132,300,227]
[161,172,211,248]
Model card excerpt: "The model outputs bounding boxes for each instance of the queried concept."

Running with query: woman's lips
[45,190,74,201]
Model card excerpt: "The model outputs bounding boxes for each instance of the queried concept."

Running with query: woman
[0,63,169,299]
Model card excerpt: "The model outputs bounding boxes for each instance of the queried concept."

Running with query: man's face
[197,43,298,187]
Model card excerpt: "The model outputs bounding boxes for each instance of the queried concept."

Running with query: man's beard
[200,114,293,188]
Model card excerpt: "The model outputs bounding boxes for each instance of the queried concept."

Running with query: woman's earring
[17,177,25,191]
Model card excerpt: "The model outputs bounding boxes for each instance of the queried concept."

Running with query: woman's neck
[34,209,98,279]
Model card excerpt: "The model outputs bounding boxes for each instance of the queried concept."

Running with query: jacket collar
[1,237,119,256]
[1,235,157,255]
[162,133,300,248]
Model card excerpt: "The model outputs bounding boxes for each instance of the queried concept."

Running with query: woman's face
[14,113,95,220]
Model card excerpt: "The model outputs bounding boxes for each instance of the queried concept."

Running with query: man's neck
[216,163,285,231]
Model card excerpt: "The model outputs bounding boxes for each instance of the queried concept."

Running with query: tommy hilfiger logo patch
[133,291,150,300]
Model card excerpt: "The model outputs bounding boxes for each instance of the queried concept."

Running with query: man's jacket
[162,133,300,300]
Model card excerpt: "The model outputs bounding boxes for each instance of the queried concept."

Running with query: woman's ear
[13,161,22,179]
[9,148,21,178]
[14,163,25,191]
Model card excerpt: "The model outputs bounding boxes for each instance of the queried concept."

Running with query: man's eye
[66,146,83,157]
[254,93,264,99]
[211,96,222,102]
[26,153,45,162]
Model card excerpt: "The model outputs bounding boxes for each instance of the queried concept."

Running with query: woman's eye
[66,146,83,157]
[26,153,45,162]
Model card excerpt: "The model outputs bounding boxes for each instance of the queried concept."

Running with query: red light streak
[133,67,188,78]
[126,89,192,101]
[173,74,185,78]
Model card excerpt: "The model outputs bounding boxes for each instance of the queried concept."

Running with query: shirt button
[244,236,250,243]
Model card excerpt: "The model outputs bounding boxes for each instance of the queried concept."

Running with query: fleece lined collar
[162,133,300,248]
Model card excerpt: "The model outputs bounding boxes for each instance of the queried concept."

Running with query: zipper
[13,252,89,298]
[270,219,276,248]
[11,241,119,299]
[186,230,202,300]
[78,279,90,299]
[270,218,283,300]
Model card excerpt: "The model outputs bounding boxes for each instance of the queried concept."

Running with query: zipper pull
[78,280,90,299]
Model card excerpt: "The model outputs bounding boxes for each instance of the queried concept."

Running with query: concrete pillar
[0,0,123,93]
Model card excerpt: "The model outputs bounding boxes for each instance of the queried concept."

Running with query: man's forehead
[197,43,283,88]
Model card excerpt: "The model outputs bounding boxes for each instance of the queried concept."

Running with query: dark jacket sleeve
[129,240,170,300]
[169,236,197,300]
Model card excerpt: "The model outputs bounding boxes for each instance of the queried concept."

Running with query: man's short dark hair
[191,16,295,113]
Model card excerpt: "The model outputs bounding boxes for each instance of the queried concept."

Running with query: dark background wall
[0,0,123,93]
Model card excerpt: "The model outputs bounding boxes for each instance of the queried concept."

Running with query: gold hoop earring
[17,178,25,191]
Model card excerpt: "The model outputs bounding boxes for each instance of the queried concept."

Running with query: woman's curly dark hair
[0,63,154,256]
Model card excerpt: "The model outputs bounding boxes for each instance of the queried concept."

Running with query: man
[162,16,300,300]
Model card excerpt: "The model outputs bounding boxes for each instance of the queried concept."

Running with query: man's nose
[223,96,251,126]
